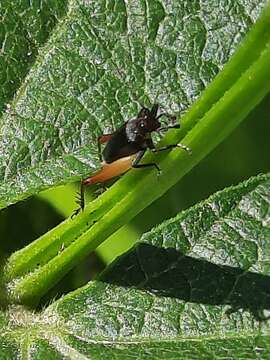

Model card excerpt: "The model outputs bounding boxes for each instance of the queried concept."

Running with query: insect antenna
[71,8,187,219]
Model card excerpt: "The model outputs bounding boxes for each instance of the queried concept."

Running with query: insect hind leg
[71,181,85,218]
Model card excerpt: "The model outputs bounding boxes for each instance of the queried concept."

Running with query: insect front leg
[132,149,161,174]
[152,143,192,154]
[158,124,180,131]
[156,110,178,126]
[146,138,192,155]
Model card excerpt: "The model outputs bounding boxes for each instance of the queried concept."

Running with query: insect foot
[157,168,162,177]
[177,143,192,154]
[71,207,81,219]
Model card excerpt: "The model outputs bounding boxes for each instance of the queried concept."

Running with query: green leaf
[0,0,267,208]
[1,173,270,358]
[4,0,270,305]
[0,0,68,116]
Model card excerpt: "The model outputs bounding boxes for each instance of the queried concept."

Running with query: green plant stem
[7,40,270,305]
[6,2,270,281]
[4,4,270,305]
[162,1,270,144]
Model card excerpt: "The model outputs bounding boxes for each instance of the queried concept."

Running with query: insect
[73,104,191,217]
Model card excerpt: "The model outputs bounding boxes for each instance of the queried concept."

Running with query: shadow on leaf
[100,243,270,319]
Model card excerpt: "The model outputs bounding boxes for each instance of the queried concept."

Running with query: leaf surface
[0,0,267,208]
[4,0,270,306]
[0,0,68,116]
[1,173,270,358]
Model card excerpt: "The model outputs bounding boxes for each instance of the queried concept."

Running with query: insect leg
[156,110,181,130]
[158,124,180,131]
[132,149,161,173]
[71,181,85,218]
[152,143,192,154]
[146,137,191,154]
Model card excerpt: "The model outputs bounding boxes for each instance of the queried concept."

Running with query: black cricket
[73,104,191,216]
